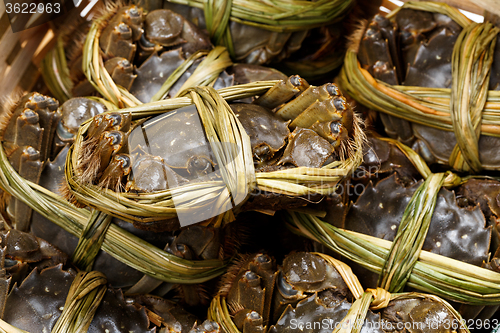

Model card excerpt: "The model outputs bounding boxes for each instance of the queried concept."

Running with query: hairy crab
[323,136,500,320]
[357,10,500,170]
[2,264,215,333]
[0,92,242,309]
[62,3,287,103]
[213,251,461,333]
[75,77,354,198]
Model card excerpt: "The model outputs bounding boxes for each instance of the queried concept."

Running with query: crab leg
[104,57,137,91]
[275,83,340,121]
[289,96,347,129]
[98,153,131,191]
[253,75,309,109]
[310,121,348,147]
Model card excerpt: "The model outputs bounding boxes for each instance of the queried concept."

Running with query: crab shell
[128,105,216,177]
[358,10,500,170]
[230,103,290,162]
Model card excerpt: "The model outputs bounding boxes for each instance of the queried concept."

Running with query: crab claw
[96,130,129,176]
[275,83,340,121]
[100,6,144,60]
[98,153,131,191]
[87,112,131,139]
[232,310,264,333]
[100,22,137,61]
[310,121,348,147]
[1,92,59,231]
[120,5,144,41]
[289,96,348,130]
[253,75,309,109]
[104,57,137,90]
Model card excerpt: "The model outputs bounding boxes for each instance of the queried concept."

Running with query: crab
[77,77,355,194]
[323,136,500,319]
[2,264,212,333]
[60,3,290,103]
[143,1,322,66]
[357,10,500,169]
[0,218,68,315]
[216,251,459,333]
[0,92,243,309]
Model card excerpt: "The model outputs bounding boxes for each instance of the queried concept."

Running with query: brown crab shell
[230,103,290,161]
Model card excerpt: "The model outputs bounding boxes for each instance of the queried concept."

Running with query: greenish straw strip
[51,271,107,333]
[378,173,446,292]
[70,210,112,272]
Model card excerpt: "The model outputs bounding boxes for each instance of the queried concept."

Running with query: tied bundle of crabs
[0,0,500,332]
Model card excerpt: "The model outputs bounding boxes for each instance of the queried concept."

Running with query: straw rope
[449,22,498,172]
[70,210,112,272]
[166,0,354,33]
[51,270,107,333]
[378,172,446,292]
[339,1,500,172]
[203,0,235,58]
